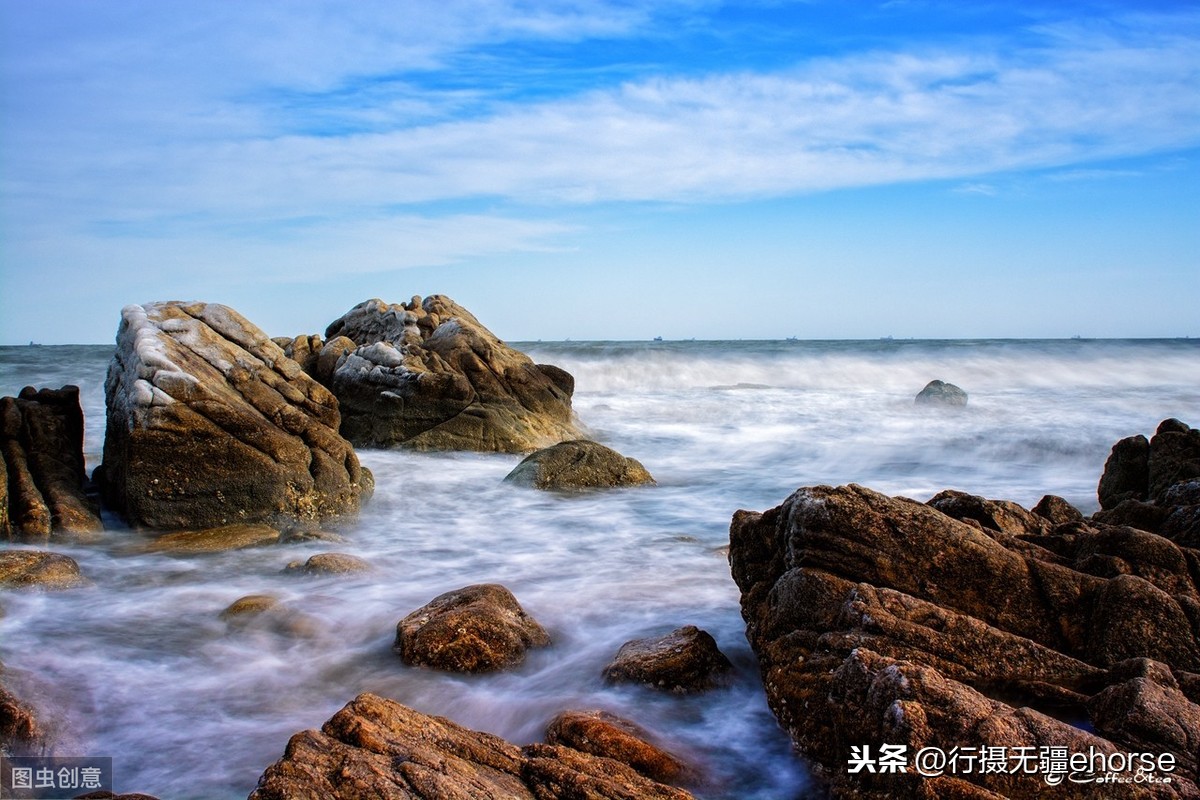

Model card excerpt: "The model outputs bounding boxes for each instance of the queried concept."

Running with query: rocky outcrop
[248,692,694,800]
[729,481,1200,798]
[1,667,45,756]
[545,710,689,785]
[914,379,967,407]
[318,296,583,452]
[1,386,102,540]
[98,301,373,532]
[602,626,732,693]
[1095,419,1200,546]
[0,550,85,590]
[394,584,550,673]
[504,440,655,490]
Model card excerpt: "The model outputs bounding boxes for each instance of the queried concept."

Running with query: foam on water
[1,339,1198,798]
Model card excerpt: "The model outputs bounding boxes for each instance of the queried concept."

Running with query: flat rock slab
[504,440,655,490]
[248,692,694,800]
[140,523,280,553]
[99,301,372,531]
[394,583,550,673]
[602,626,732,693]
[0,550,85,590]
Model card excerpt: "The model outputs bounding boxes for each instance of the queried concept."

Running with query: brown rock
[0,550,86,590]
[99,301,373,531]
[1098,433,1151,509]
[504,440,655,490]
[1,386,102,540]
[248,692,693,800]
[729,482,1200,798]
[220,594,318,638]
[602,626,732,693]
[274,334,323,378]
[927,489,1050,537]
[323,296,583,452]
[140,523,280,553]
[1032,494,1084,525]
[0,671,44,755]
[283,552,372,575]
[395,584,550,673]
[545,710,688,785]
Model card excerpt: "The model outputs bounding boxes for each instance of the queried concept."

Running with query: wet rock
[394,584,550,673]
[140,523,280,553]
[99,301,373,531]
[0,671,44,755]
[0,550,85,590]
[322,296,583,452]
[1,386,102,540]
[602,626,732,693]
[248,692,694,800]
[504,440,655,490]
[1032,494,1084,525]
[283,552,371,575]
[545,709,688,785]
[220,594,318,638]
[914,379,967,407]
[729,481,1200,798]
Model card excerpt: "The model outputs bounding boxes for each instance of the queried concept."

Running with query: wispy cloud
[3,3,1199,267]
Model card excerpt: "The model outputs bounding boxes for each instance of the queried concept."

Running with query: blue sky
[1,0,1197,343]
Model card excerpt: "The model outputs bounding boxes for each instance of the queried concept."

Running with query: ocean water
[1,338,1198,799]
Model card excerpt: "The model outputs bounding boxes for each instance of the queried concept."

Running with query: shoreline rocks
[504,440,655,490]
[98,301,373,532]
[2,386,102,540]
[249,692,695,800]
[0,550,86,590]
[729,458,1200,798]
[314,296,584,452]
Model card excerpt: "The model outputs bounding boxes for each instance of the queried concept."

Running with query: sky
[1,0,1198,344]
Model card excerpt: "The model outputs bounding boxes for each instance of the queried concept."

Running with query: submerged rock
[729,481,1200,798]
[140,523,280,553]
[248,692,694,800]
[914,379,968,407]
[98,301,373,532]
[283,552,372,576]
[0,550,85,590]
[220,594,319,638]
[1,386,102,540]
[504,440,655,490]
[602,626,732,693]
[394,583,550,673]
[320,296,583,452]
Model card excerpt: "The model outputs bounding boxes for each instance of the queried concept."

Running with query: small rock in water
[283,552,372,576]
[546,709,690,785]
[504,439,655,490]
[394,583,550,673]
[914,379,968,407]
[0,550,86,590]
[603,625,732,693]
[220,594,319,638]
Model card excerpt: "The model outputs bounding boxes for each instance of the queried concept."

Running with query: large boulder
[319,296,583,452]
[1,386,102,540]
[394,584,550,673]
[248,692,694,800]
[729,482,1200,798]
[98,301,373,531]
[504,440,655,490]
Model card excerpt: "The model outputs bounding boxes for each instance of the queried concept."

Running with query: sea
[1,338,1198,799]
